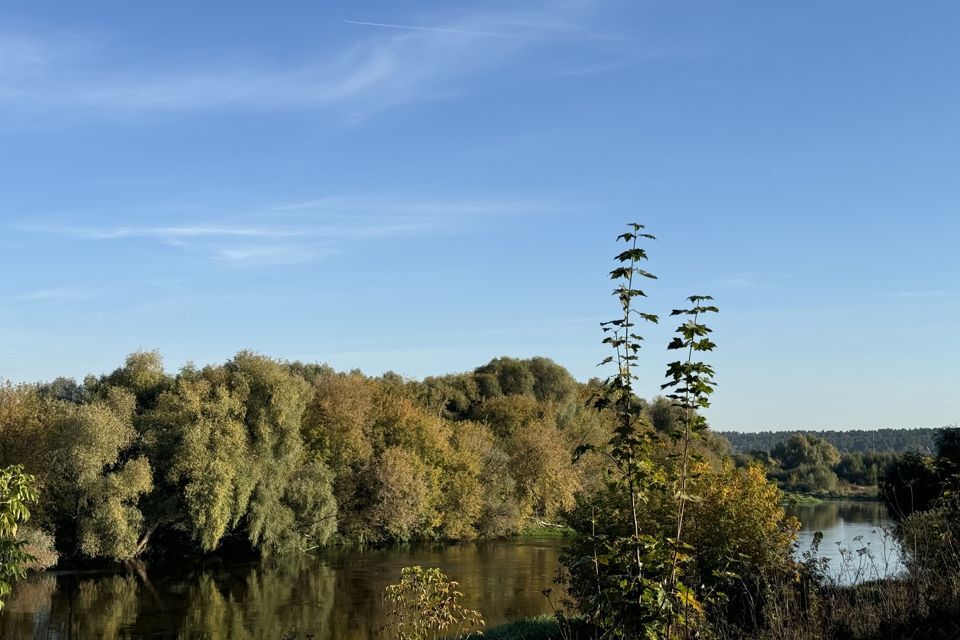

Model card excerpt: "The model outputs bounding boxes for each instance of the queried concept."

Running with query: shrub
[18,527,57,571]
[381,566,484,640]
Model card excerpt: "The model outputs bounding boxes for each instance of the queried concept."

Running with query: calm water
[0,539,565,639]
[1,502,900,638]
[786,499,902,584]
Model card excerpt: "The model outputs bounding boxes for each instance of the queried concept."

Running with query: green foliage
[834,451,899,486]
[720,474,960,640]
[472,394,543,439]
[0,465,38,609]
[475,357,535,398]
[17,527,57,571]
[721,428,938,455]
[882,427,960,518]
[661,293,719,637]
[771,434,841,469]
[686,463,799,625]
[381,566,484,640]
[564,224,683,638]
[470,616,564,640]
[648,396,683,434]
[934,427,960,480]
[165,353,339,554]
[510,420,580,520]
[42,390,154,561]
[736,431,900,495]
[440,420,496,538]
[105,350,171,409]
[371,447,442,541]
[302,369,374,468]
[0,333,681,559]
[79,455,153,559]
[562,224,801,640]
[162,372,255,551]
[770,464,839,494]
[231,352,324,553]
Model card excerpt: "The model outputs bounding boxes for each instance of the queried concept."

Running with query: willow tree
[158,353,337,554]
[161,371,254,551]
[44,388,153,561]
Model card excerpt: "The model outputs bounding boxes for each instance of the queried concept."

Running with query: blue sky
[1,0,958,430]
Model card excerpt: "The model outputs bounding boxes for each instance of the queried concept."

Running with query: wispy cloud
[0,49,400,113]
[269,194,537,218]
[212,244,333,266]
[48,225,307,241]
[0,2,650,123]
[547,45,691,78]
[342,20,527,40]
[0,34,55,74]
[883,290,959,299]
[8,287,99,304]
[716,275,760,289]
[17,194,552,266]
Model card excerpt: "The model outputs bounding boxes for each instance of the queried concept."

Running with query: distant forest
[720,428,939,454]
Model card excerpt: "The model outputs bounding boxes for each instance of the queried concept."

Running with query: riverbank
[784,491,885,506]
[785,493,825,505]
[474,617,561,639]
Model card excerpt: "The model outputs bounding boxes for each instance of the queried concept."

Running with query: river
[0,538,565,639]
[1,501,899,638]
[785,499,902,584]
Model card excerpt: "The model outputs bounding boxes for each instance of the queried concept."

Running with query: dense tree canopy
[0,353,633,563]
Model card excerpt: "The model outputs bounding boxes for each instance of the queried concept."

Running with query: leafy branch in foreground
[0,464,38,609]
[563,224,729,639]
[662,295,718,638]
[380,565,484,640]
[565,224,686,638]
[591,223,661,567]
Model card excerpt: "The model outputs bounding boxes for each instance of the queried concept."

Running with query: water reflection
[786,500,902,584]
[1,505,901,636]
[0,539,565,639]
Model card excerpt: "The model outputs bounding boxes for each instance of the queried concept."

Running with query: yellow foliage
[688,462,800,587]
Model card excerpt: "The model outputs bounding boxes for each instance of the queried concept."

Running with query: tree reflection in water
[0,539,564,639]
[787,500,901,584]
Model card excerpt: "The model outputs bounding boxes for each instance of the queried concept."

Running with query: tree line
[731,432,905,494]
[721,428,938,455]
[0,350,733,565]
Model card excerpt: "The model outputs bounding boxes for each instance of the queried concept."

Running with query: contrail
[343,20,521,39]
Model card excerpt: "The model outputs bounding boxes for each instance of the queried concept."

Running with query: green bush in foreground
[381,566,484,640]
[0,465,38,609]
[468,616,562,640]
[561,224,798,639]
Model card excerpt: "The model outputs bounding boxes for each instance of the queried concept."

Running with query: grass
[517,524,576,539]
[465,616,562,640]
[783,490,884,505]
